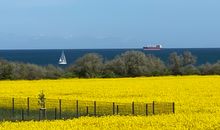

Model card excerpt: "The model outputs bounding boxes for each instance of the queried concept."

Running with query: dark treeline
[0,50,220,80]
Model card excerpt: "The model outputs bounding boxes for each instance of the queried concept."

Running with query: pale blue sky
[0,0,220,49]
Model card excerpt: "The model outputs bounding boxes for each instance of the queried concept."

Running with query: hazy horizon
[1,0,220,49]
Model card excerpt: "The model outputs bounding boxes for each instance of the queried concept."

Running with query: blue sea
[0,48,220,66]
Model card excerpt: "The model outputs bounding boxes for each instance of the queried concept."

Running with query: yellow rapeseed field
[0,76,220,129]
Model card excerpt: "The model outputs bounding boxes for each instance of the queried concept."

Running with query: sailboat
[59,51,67,65]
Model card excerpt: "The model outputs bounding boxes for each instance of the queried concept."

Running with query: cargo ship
[143,44,162,50]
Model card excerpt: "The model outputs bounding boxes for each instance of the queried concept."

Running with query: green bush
[69,53,104,78]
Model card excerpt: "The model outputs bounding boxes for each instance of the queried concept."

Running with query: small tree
[104,56,127,77]
[145,54,169,76]
[44,64,64,79]
[211,61,220,74]
[70,53,104,78]
[168,52,183,75]
[180,64,200,75]
[183,51,197,66]
[121,51,148,76]
[38,91,46,109]
[0,59,13,79]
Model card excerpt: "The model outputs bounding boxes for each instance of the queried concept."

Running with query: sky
[0,0,220,49]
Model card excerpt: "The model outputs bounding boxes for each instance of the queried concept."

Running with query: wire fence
[0,97,175,121]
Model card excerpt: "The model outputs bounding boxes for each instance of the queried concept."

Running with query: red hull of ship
[143,47,161,50]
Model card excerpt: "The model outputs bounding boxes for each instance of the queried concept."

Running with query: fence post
[27,97,30,117]
[42,108,46,120]
[112,102,115,115]
[94,101,96,116]
[54,108,57,120]
[12,98,15,119]
[76,100,79,117]
[39,109,41,121]
[59,99,62,119]
[86,106,89,115]
[116,105,119,115]
[152,101,155,115]
[146,104,148,116]
[172,102,175,114]
[21,109,24,121]
[132,102,135,115]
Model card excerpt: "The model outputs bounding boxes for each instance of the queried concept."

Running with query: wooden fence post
[21,109,24,121]
[12,98,15,119]
[152,101,155,115]
[172,102,175,114]
[132,102,135,115]
[27,97,30,117]
[76,100,79,117]
[94,101,96,116]
[112,102,115,115]
[54,108,57,120]
[43,108,46,119]
[146,104,148,116]
[86,106,89,115]
[116,105,119,115]
[39,109,41,121]
[59,99,62,119]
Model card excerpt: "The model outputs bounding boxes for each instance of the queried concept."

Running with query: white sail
[59,51,67,65]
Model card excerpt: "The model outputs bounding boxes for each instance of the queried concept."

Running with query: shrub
[69,53,104,78]
[104,51,168,77]
[0,59,13,79]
